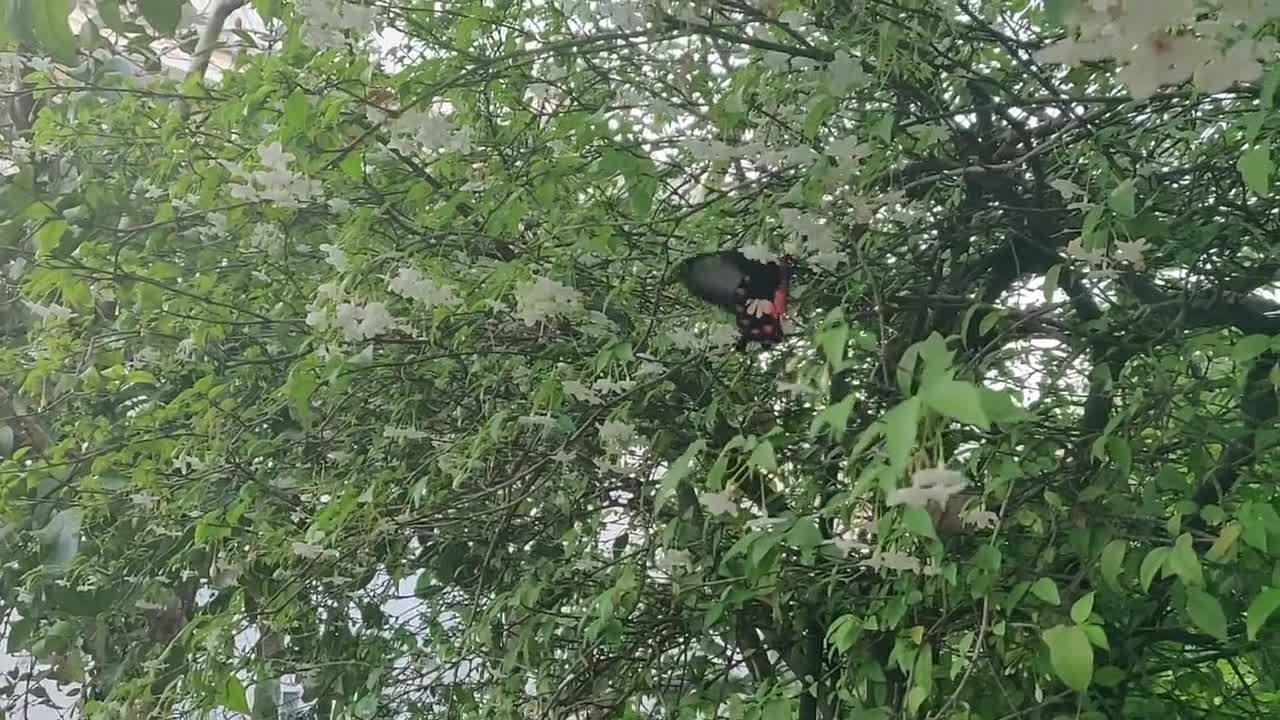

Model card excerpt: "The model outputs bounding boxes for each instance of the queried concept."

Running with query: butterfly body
[678,251,792,348]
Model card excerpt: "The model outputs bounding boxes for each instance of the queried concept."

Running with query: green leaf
[1107,179,1136,217]
[1263,65,1280,108]
[629,173,657,218]
[36,508,82,570]
[883,397,920,471]
[1030,577,1061,606]
[282,91,311,138]
[1082,623,1110,651]
[220,675,251,715]
[804,95,835,141]
[763,697,791,720]
[1042,624,1093,691]
[96,0,127,32]
[1042,264,1062,302]
[748,440,778,473]
[1246,587,1280,640]
[354,693,378,719]
[1043,0,1069,24]
[252,0,279,21]
[1167,533,1204,587]
[826,614,862,653]
[1185,588,1229,642]
[1238,141,1272,196]
[1232,334,1272,363]
[33,0,78,64]
[1071,592,1095,625]
[901,505,938,541]
[1139,547,1170,592]
[655,440,705,511]
[818,319,849,367]
[923,379,991,430]
[36,219,69,256]
[786,517,824,551]
[140,0,181,34]
[1206,522,1242,562]
[1094,665,1125,688]
[913,642,933,696]
[1100,539,1127,591]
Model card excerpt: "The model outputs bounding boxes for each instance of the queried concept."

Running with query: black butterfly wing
[678,251,792,347]
[678,251,754,310]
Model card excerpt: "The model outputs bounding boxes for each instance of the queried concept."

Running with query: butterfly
[677,250,793,349]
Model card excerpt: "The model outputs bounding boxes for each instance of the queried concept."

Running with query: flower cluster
[297,0,378,50]
[387,267,461,309]
[513,276,583,327]
[225,142,323,209]
[1036,0,1277,98]
[384,109,474,157]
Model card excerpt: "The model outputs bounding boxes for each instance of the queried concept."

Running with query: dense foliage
[2,0,1280,718]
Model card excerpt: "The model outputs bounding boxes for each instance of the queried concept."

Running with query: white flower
[130,493,159,510]
[7,257,28,281]
[908,123,950,146]
[227,142,323,208]
[387,267,460,308]
[333,301,398,341]
[22,300,74,322]
[176,337,199,361]
[319,243,350,271]
[517,414,557,429]
[763,51,790,71]
[637,361,665,377]
[291,541,335,560]
[657,548,693,573]
[249,224,285,253]
[962,509,998,530]
[582,311,618,339]
[1049,178,1083,198]
[809,251,848,271]
[778,382,819,396]
[1192,39,1266,93]
[886,467,969,508]
[513,276,582,326]
[305,304,330,330]
[316,282,343,301]
[780,208,837,255]
[591,378,636,395]
[383,426,429,440]
[1114,238,1150,270]
[1066,236,1106,266]
[598,420,636,446]
[778,10,808,28]
[699,491,740,516]
[356,301,396,339]
[297,0,377,50]
[327,197,351,213]
[667,328,702,350]
[563,380,603,405]
[603,0,646,30]
[387,109,473,156]
[1116,32,1208,99]
[861,550,922,574]
[831,535,870,555]
[741,244,780,264]
[706,325,740,350]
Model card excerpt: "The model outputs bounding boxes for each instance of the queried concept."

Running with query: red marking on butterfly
[677,251,793,349]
